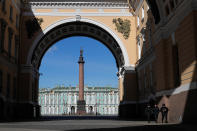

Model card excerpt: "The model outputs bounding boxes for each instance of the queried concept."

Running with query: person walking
[145,104,152,123]
[153,104,160,123]
[160,104,169,123]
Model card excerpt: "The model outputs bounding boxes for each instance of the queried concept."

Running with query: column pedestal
[77,100,86,115]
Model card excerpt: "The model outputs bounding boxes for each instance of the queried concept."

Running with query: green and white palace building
[39,86,119,115]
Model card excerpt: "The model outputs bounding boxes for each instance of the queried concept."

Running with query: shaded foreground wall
[133,4,197,123]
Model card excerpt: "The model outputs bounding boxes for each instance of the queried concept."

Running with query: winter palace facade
[39,86,119,115]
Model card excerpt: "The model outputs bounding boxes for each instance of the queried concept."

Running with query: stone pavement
[0,116,196,131]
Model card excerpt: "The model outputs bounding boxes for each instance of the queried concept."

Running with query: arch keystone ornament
[76,15,81,21]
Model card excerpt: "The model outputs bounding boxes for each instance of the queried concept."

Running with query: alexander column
[77,49,86,115]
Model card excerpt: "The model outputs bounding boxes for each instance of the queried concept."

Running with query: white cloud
[47,46,58,53]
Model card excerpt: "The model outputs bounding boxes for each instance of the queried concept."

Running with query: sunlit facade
[39,86,119,115]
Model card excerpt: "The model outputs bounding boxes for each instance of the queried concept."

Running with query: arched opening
[71,106,75,115]
[27,19,133,118]
[89,106,93,114]
[38,36,119,116]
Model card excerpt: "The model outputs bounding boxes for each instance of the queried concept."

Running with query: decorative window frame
[2,0,6,14]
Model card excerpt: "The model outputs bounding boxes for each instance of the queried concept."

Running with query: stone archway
[27,18,130,70]
[21,17,137,119]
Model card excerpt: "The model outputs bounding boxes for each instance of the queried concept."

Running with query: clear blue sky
[39,36,118,88]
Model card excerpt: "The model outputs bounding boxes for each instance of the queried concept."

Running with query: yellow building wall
[29,8,137,66]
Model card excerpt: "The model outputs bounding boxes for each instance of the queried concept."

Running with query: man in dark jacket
[153,104,160,123]
[145,104,152,123]
[160,104,169,123]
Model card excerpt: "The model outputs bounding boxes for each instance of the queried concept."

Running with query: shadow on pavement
[0,116,121,123]
[70,124,197,131]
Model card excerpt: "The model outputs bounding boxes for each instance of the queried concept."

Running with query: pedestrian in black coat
[160,104,169,123]
[145,104,152,123]
[153,104,160,123]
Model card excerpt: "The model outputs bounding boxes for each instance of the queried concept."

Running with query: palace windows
[0,19,7,52]
[9,6,13,22]
[2,0,6,14]
[137,36,141,59]
[8,27,13,57]
[15,35,19,62]
[162,0,183,17]
[137,15,140,30]
[16,15,19,28]
[141,6,144,22]
[39,88,119,115]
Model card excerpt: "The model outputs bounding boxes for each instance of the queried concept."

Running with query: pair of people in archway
[145,104,169,123]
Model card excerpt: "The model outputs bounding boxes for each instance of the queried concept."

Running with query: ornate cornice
[24,0,129,9]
